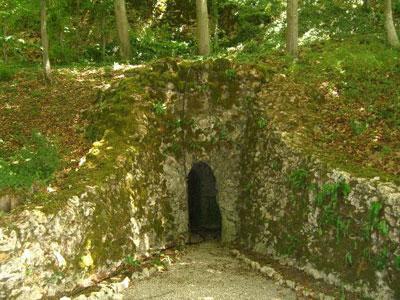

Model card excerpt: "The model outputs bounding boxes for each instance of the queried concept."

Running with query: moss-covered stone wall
[238,97,400,299]
[0,59,399,299]
[0,59,261,298]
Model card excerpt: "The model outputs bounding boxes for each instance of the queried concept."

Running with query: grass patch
[0,65,17,82]
[0,132,59,190]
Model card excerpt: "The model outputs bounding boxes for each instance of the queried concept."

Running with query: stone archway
[187,162,221,237]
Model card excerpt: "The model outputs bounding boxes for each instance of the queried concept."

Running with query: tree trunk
[114,0,132,60]
[384,0,400,47]
[286,0,298,57]
[211,0,219,51]
[196,0,211,56]
[40,0,51,83]
[101,13,107,61]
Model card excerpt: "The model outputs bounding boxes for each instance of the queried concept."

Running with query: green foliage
[219,0,284,46]
[314,180,351,242]
[335,217,350,243]
[282,234,299,256]
[166,143,182,156]
[339,286,346,300]
[395,255,400,271]
[376,99,400,129]
[345,251,353,267]
[152,257,166,267]
[130,26,193,63]
[369,201,383,222]
[360,201,393,272]
[288,168,309,191]
[153,101,167,116]
[293,38,400,133]
[225,68,237,80]
[0,64,16,81]
[256,117,267,129]
[0,132,59,190]
[380,146,393,156]
[270,159,282,171]
[169,118,183,129]
[377,220,389,237]
[315,181,351,207]
[365,201,390,238]
[219,127,229,141]
[349,119,368,136]
[300,1,382,41]
[124,255,140,268]
[0,0,396,70]
[375,247,389,271]
[47,271,64,284]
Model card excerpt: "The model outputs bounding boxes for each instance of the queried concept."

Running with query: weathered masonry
[0,60,399,299]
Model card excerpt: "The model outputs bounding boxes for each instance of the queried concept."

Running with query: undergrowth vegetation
[0,64,16,82]
[246,34,400,181]
[292,37,400,179]
[0,132,59,190]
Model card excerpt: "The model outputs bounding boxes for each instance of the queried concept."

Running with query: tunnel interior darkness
[188,162,221,237]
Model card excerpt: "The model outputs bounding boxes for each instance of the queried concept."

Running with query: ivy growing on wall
[314,180,351,243]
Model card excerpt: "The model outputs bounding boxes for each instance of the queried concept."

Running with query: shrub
[130,25,193,63]
[288,168,310,191]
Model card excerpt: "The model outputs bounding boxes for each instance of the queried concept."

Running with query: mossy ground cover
[240,36,400,183]
[0,65,131,197]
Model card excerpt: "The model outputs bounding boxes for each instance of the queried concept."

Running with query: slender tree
[100,12,107,61]
[40,0,51,83]
[384,0,400,47]
[196,0,211,56]
[286,0,298,57]
[114,0,132,60]
[211,0,219,51]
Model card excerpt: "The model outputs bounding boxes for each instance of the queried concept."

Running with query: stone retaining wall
[238,125,400,299]
[0,59,398,299]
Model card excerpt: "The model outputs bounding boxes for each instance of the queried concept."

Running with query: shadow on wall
[187,162,221,239]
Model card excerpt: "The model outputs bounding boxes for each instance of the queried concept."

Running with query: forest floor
[0,66,128,195]
[244,38,400,183]
[0,68,97,183]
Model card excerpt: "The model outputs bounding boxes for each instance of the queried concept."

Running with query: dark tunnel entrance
[188,162,221,240]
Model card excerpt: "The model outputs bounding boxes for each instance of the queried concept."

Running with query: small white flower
[54,250,67,268]
[47,186,57,193]
[113,62,123,70]
[79,156,86,167]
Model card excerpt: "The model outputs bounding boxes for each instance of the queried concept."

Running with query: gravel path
[123,241,297,300]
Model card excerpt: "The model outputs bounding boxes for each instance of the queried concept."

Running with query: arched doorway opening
[187,162,221,240]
